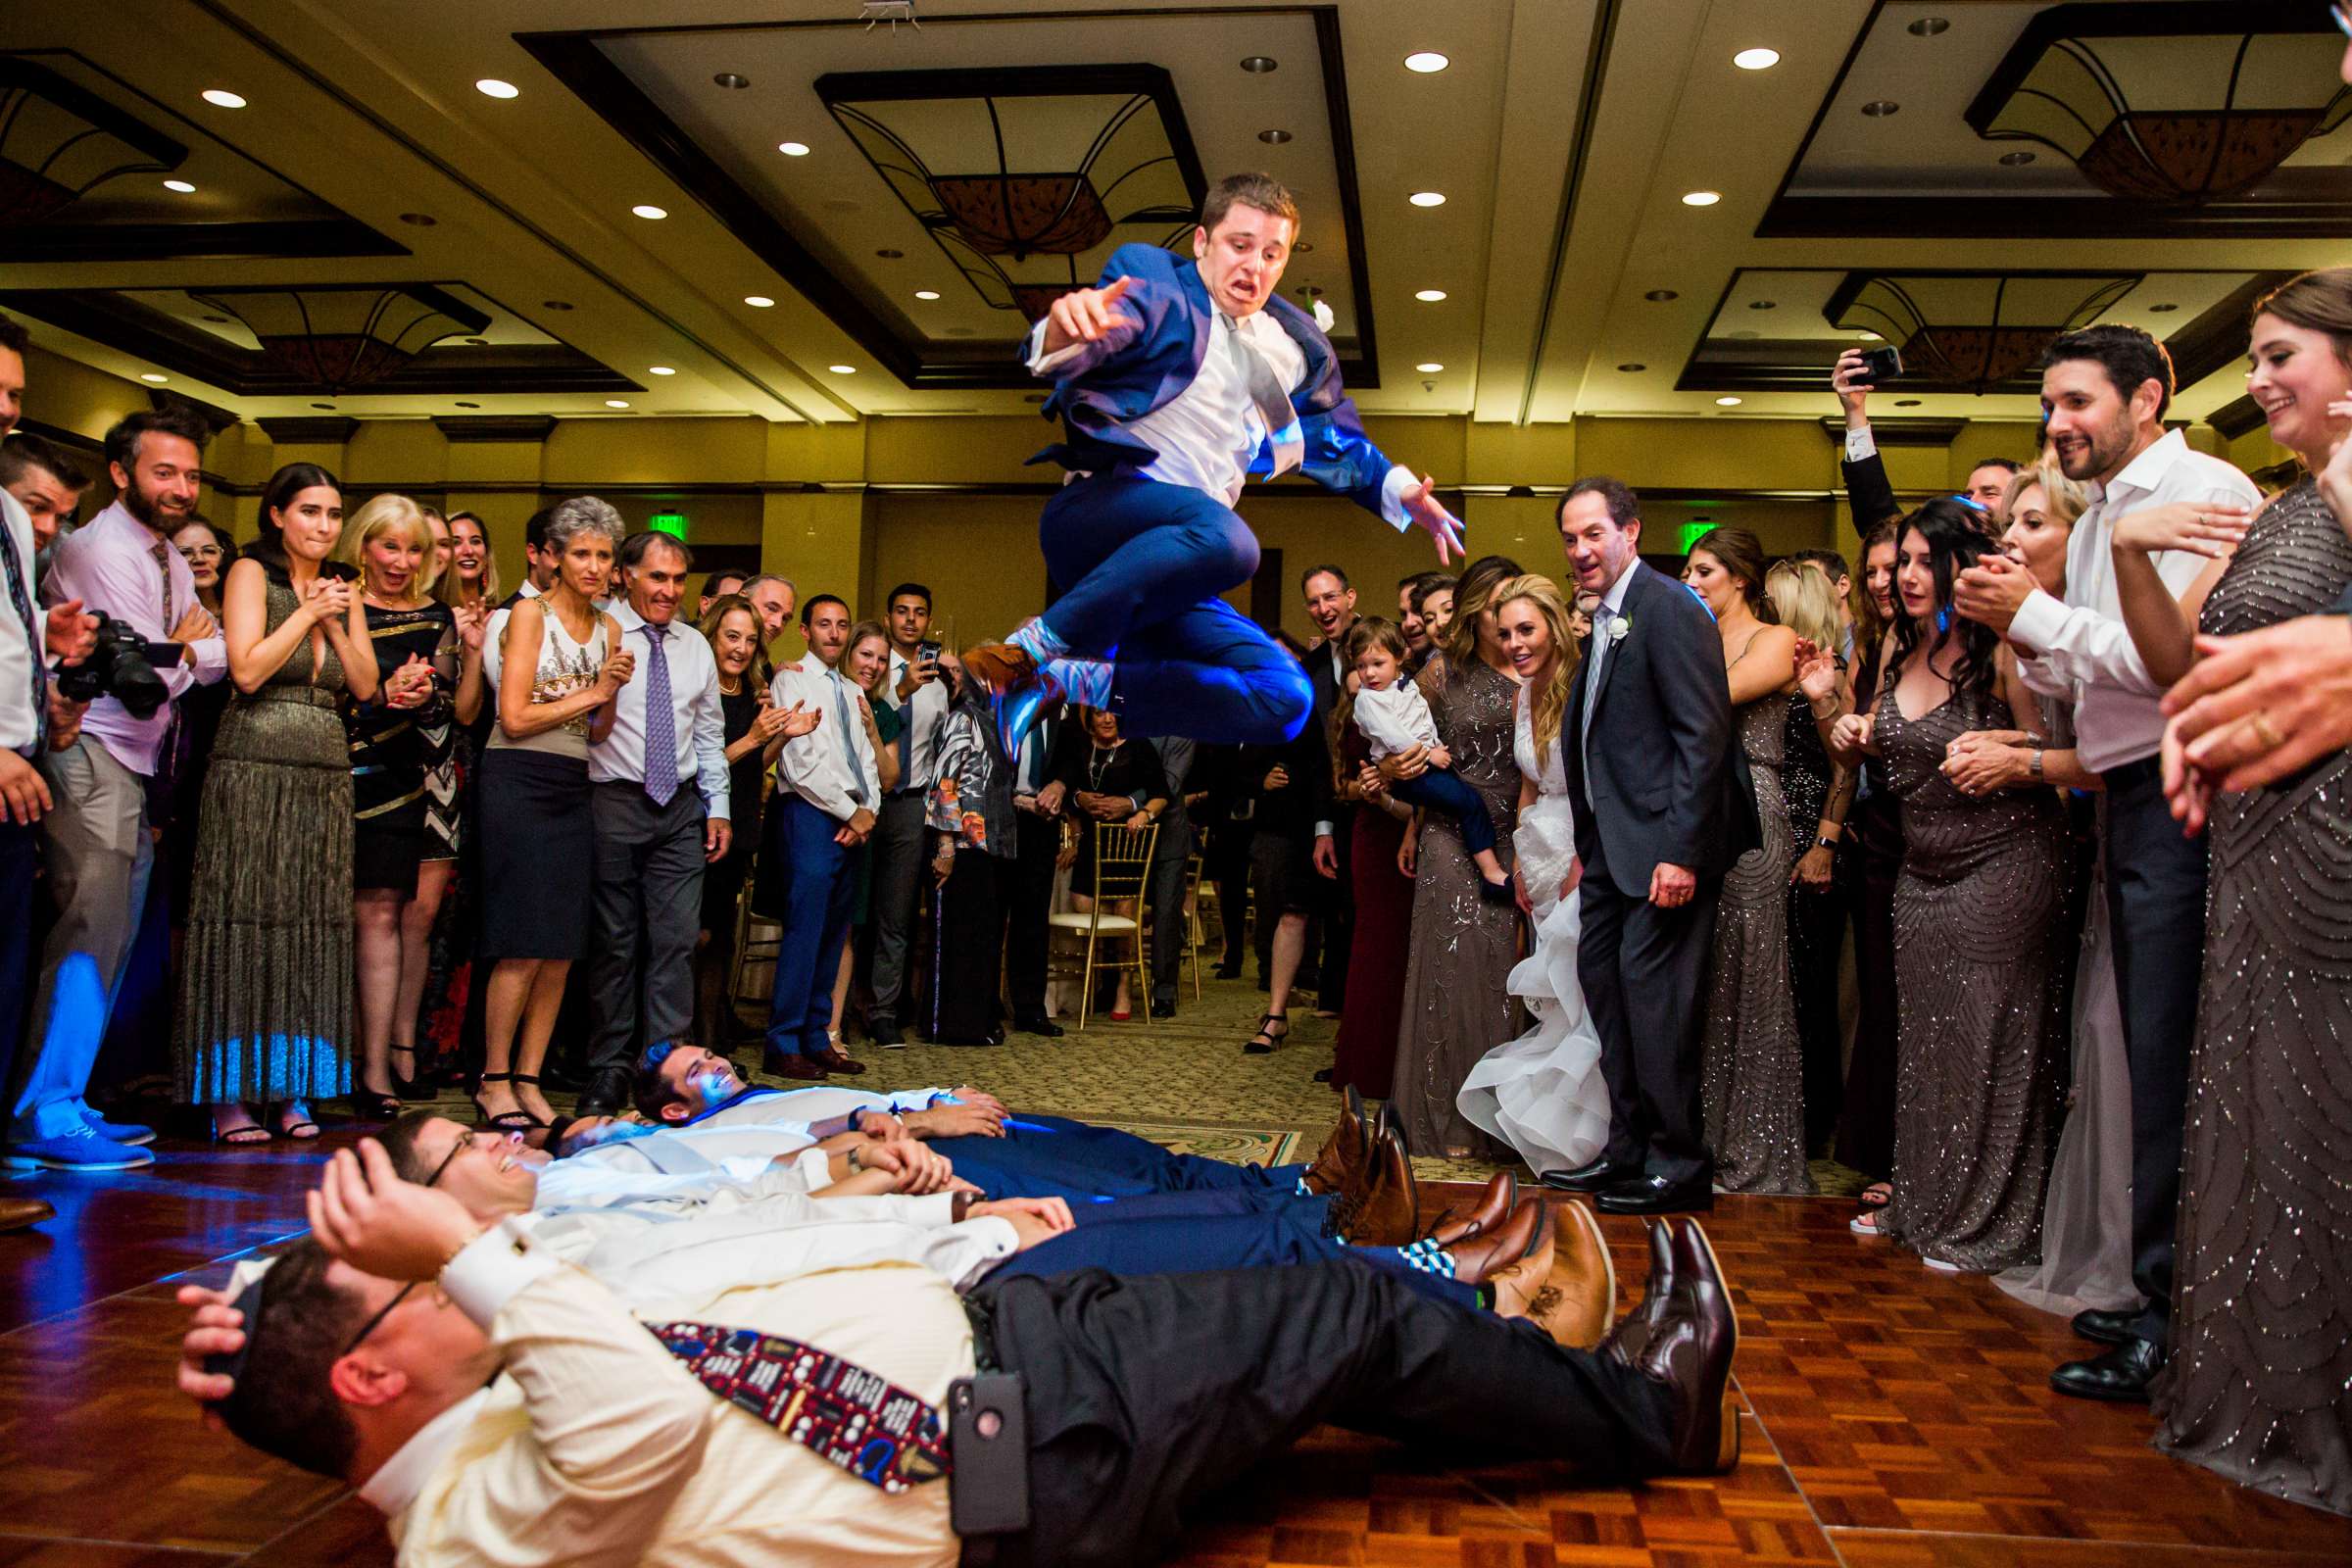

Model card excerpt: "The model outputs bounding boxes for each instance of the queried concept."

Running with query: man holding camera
[7,404,226,1171]
[869,582,948,1048]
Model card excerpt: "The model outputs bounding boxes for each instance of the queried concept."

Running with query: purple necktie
[643,622,677,807]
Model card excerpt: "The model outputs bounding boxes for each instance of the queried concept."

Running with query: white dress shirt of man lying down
[173,1140,1740,1568]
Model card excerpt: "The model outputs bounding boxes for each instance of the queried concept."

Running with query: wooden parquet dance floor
[5,1128,2349,1568]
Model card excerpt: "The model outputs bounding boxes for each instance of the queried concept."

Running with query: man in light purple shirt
[6,405,227,1171]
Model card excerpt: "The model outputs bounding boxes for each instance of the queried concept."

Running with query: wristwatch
[1815,835,1838,852]
[2030,748,2045,782]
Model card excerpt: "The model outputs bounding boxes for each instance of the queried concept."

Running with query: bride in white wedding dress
[1456,578,1612,1173]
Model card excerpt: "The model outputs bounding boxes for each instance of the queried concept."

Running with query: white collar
[1597,561,1638,617]
[2088,427,2187,507]
[359,1387,493,1516]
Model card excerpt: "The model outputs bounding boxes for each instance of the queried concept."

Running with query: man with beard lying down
[177,1140,1738,1567]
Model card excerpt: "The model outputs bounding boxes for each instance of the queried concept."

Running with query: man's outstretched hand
[307,1141,482,1283]
[1041,276,1140,357]
[1401,475,1465,565]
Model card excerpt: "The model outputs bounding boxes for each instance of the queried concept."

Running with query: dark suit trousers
[585,783,706,1075]
[1316,807,1352,1010]
[1579,833,1720,1186]
[867,792,929,1028]
[1004,809,1060,1019]
[1145,814,1189,1005]
[978,1262,1676,1568]
[2104,763,2208,1349]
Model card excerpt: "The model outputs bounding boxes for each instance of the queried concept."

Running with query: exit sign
[647,511,690,539]
[1680,520,1714,554]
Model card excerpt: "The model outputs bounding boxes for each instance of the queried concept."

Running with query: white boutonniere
[1604,612,1633,645]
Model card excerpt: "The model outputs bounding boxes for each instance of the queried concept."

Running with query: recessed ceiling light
[1407,190,1446,208]
[744,295,775,308]
[1715,396,1742,407]
[1240,56,1278,73]
[399,212,436,226]
[1857,330,1882,341]
[1294,241,1314,253]
[140,373,170,384]
[1733,48,1781,71]
[475,78,519,99]
[1617,363,1646,372]
[1998,150,2036,167]
[1414,289,1447,302]
[712,73,750,89]
[543,300,572,311]
[455,401,479,409]
[2148,303,2180,314]
[1403,51,1449,74]
[465,336,489,346]
[201,315,229,324]
[1644,289,1679,302]
[913,289,941,301]
[876,248,904,259]
[632,204,667,220]
[201,89,246,109]
[1895,398,1924,408]
[1415,362,1445,372]
[778,141,810,157]
[648,365,676,375]
[311,402,334,411]
[163,179,196,193]
[1861,99,1900,117]
[1681,189,1722,207]
[606,400,631,409]
[1907,17,1950,37]
[1257,128,1293,144]
[828,365,858,374]
[1748,300,1777,311]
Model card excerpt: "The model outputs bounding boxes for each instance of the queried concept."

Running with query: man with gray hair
[576,528,742,1118]
[742,573,798,652]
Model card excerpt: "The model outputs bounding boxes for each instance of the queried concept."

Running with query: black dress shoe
[1214,962,1243,980]
[1597,1218,1740,1473]
[1012,1014,1064,1039]
[1595,1173,1715,1216]
[867,1020,905,1049]
[1541,1155,1638,1194]
[2071,1305,2141,1348]
[571,1065,634,1120]
[2050,1338,2164,1402]
[1150,1000,1176,1018]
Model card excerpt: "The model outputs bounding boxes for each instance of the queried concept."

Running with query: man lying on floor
[177,1142,1739,1568]
[350,1110,1585,1326]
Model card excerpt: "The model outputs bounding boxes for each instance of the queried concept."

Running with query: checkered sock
[1295,1175,1314,1197]
[1047,657,1114,710]
[1006,619,1068,664]
[1394,1240,1457,1279]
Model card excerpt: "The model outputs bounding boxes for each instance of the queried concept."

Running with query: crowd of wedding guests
[5,261,2350,1518]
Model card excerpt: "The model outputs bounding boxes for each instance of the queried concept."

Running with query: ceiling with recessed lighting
[0,0,2344,436]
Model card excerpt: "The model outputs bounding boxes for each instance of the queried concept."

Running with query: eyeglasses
[338,1134,467,1357]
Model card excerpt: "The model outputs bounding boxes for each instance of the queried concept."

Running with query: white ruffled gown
[1454,685,1612,1172]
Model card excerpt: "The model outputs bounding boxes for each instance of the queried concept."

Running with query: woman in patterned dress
[337,495,484,1116]
[1829,499,2068,1272]
[2115,270,2352,1515]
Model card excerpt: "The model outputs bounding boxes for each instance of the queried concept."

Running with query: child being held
[1344,618,1513,904]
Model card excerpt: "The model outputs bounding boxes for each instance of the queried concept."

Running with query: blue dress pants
[927,1112,1309,1202]
[1036,475,1312,744]
[762,796,856,1060]
[1390,767,1498,858]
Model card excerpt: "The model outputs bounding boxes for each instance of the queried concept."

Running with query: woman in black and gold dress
[2114,269,2352,1515]
[339,494,483,1116]
[1830,499,2068,1273]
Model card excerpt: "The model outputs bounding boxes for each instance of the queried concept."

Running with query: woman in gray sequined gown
[1833,500,2066,1271]
[2125,273,2352,1514]
[1683,530,1812,1195]
[1389,558,1525,1159]
[177,465,378,1140]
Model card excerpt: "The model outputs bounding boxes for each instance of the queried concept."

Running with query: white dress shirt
[771,659,880,822]
[884,648,950,791]
[2007,429,2260,772]
[1353,680,1439,760]
[588,600,729,815]
[0,490,41,756]
[373,1221,966,1566]
[1027,311,1416,526]
[38,501,227,775]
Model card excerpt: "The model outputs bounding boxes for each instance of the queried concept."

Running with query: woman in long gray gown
[1387,556,1524,1160]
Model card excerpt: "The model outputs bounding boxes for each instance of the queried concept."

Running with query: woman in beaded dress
[2112,270,2352,1514]
[1830,499,2068,1272]
[176,464,379,1143]
[1387,555,1524,1160]
[1682,528,1812,1196]
[339,495,484,1118]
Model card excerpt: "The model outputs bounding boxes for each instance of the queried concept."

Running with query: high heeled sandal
[509,1072,554,1128]
[471,1071,538,1131]
[1243,1012,1290,1055]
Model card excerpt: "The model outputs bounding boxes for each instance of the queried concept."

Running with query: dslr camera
[54,612,173,719]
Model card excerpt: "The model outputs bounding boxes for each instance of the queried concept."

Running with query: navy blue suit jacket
[1023,242,1400,520]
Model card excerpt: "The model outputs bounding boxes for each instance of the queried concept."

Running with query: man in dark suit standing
[1547,477,1750,1215]
[1299,564,1358,1012]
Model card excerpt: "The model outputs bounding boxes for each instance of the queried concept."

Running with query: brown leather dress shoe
[0,1195,55,1232]
[1629,1218,1740,1475]
[1300,1086,1368,1196]
[1337,1128,1418,1247]
[959,641,1038,694]
[811,1050,867,1076]
[1428,1168,1516,1248]
[1439,1193,1543,1285]
[1492,1200,1616,1349]
[765,1053,829,1080]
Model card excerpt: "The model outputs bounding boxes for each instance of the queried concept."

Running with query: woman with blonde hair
[337,493,486,1114]
[1456,574,1611,1172]
[1766,558,1858,1153]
